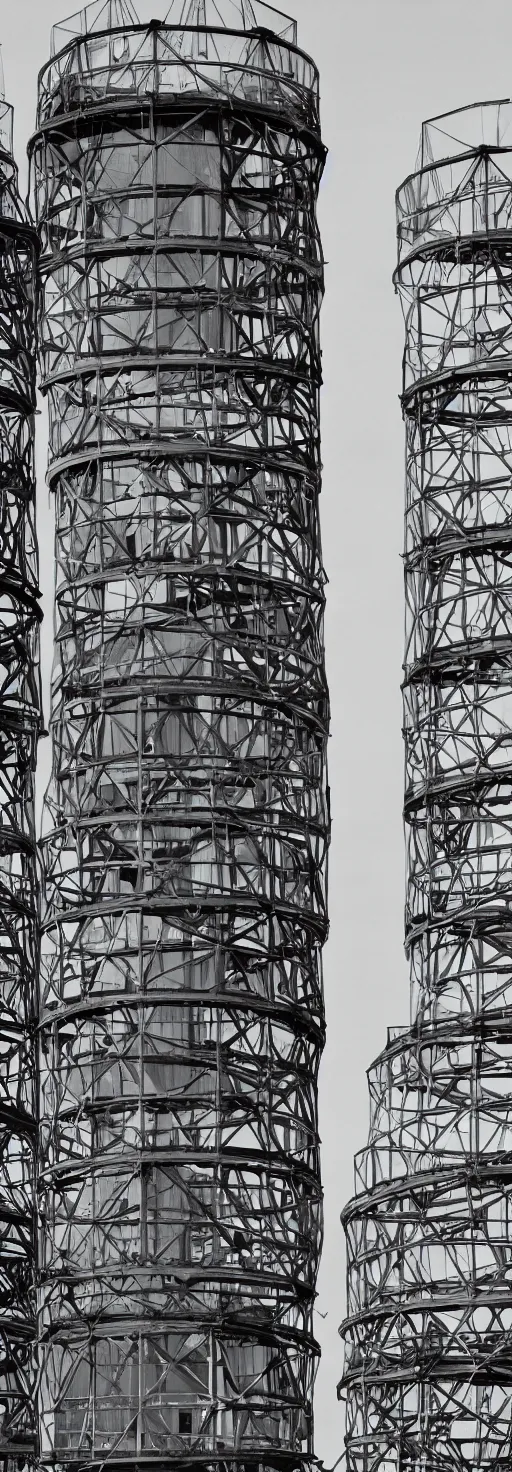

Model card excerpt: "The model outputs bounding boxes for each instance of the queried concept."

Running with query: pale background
[0,0,510,1463]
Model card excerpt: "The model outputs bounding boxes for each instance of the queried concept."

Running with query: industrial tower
[341,102,512,1471]
[29,4,328,1472]
[0,91,40,1466]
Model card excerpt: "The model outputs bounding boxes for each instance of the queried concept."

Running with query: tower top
[50,0,297,56]
[418,96,512,169]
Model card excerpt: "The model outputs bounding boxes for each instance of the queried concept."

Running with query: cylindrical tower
[341,101,512,1471]
[30,5,328,1472]
[0,96,40,1466]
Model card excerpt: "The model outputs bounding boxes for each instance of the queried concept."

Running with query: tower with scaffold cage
[341,99,512,1472]
[29,3,328,1470]
[0,80,41,1472]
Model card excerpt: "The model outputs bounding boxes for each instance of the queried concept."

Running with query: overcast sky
[1,0,511,1463]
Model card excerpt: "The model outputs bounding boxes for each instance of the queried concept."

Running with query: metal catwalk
[0,93,40,1467]
[341,101,512,1471]
[29,2,328,1470]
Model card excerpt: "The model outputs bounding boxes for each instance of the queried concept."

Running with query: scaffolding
[341,100,512,1471]
[0,94,40,1468]
[29,2,328,1469]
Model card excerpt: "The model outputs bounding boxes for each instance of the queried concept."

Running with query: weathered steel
[341,101,512,1472]
[29,4,328,1472]
[0,93,40,1469]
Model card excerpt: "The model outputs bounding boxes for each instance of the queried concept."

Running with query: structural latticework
[29,3,328,1471]
[340,100,512,1472]
[0,96,40,1467]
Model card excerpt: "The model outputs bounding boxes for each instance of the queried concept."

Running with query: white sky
[1,0,511,1463]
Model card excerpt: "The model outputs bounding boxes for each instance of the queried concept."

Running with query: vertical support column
[30,6,328,1472]
[341,104,512,1472]
[0,99,40,1467]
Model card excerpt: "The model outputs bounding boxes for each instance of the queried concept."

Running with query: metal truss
[340,101,512,1471]
[0,96,41,1469]
[29,4,328,1471]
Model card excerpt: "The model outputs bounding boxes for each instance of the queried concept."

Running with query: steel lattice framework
[0,96,40,1468]
[29,4,328,1472]
[340,101,512,1472]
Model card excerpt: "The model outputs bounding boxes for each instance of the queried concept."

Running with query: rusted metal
[341,101,512,1472]
[29,3,328,1470]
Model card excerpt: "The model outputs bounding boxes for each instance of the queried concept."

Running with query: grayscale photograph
[1,3,512,1472]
